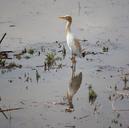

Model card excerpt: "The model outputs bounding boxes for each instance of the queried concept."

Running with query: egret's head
[59,15,72,22]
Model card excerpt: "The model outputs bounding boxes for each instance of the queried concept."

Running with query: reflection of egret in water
[66,72,82,111]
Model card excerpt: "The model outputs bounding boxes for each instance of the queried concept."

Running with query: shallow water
[0,40,129,128]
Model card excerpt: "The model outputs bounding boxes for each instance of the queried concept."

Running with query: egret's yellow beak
[58,16,66,20]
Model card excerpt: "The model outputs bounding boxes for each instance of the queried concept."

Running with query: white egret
[59,15,82,56]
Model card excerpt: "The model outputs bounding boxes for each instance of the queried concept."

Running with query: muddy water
[0,0,129,128]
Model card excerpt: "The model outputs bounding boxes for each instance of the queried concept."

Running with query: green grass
[45,52,56,67]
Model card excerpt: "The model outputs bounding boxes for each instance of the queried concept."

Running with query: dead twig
[0,51,13,53]
[78,115,89,120]
[65,125,75,128]
[36,65,44,68]
[0,107,23,112]
[0,33,6,44]
[0,108,8,119]
[0,51,13,59]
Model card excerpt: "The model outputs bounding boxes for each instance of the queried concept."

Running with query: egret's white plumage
[59,15,82,57]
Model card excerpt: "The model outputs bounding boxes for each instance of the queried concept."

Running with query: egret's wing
[74,38,81,49]
[73,38,81,56]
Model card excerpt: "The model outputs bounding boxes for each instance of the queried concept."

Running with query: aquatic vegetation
[88,85,97,104]
[62,45,66,59]
[45,52,59,70]
[1,69,6,74]
[21,48,27,54]
[0,59,22,69]
[122,75,129,90]
[15,54,21,60]
[14,48,27,60]
[0,51,9,59]
[6,62,22,69]
[0,59,6,67]
[28,48,34,55]
[36,70,40,83]
[102,47,109,52]
[82,51,86,57]
[24,55,31,59]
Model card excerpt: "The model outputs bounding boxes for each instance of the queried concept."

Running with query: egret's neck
[65,21,72,36]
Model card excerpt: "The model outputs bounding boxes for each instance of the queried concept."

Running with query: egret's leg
[71,55,76,78]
